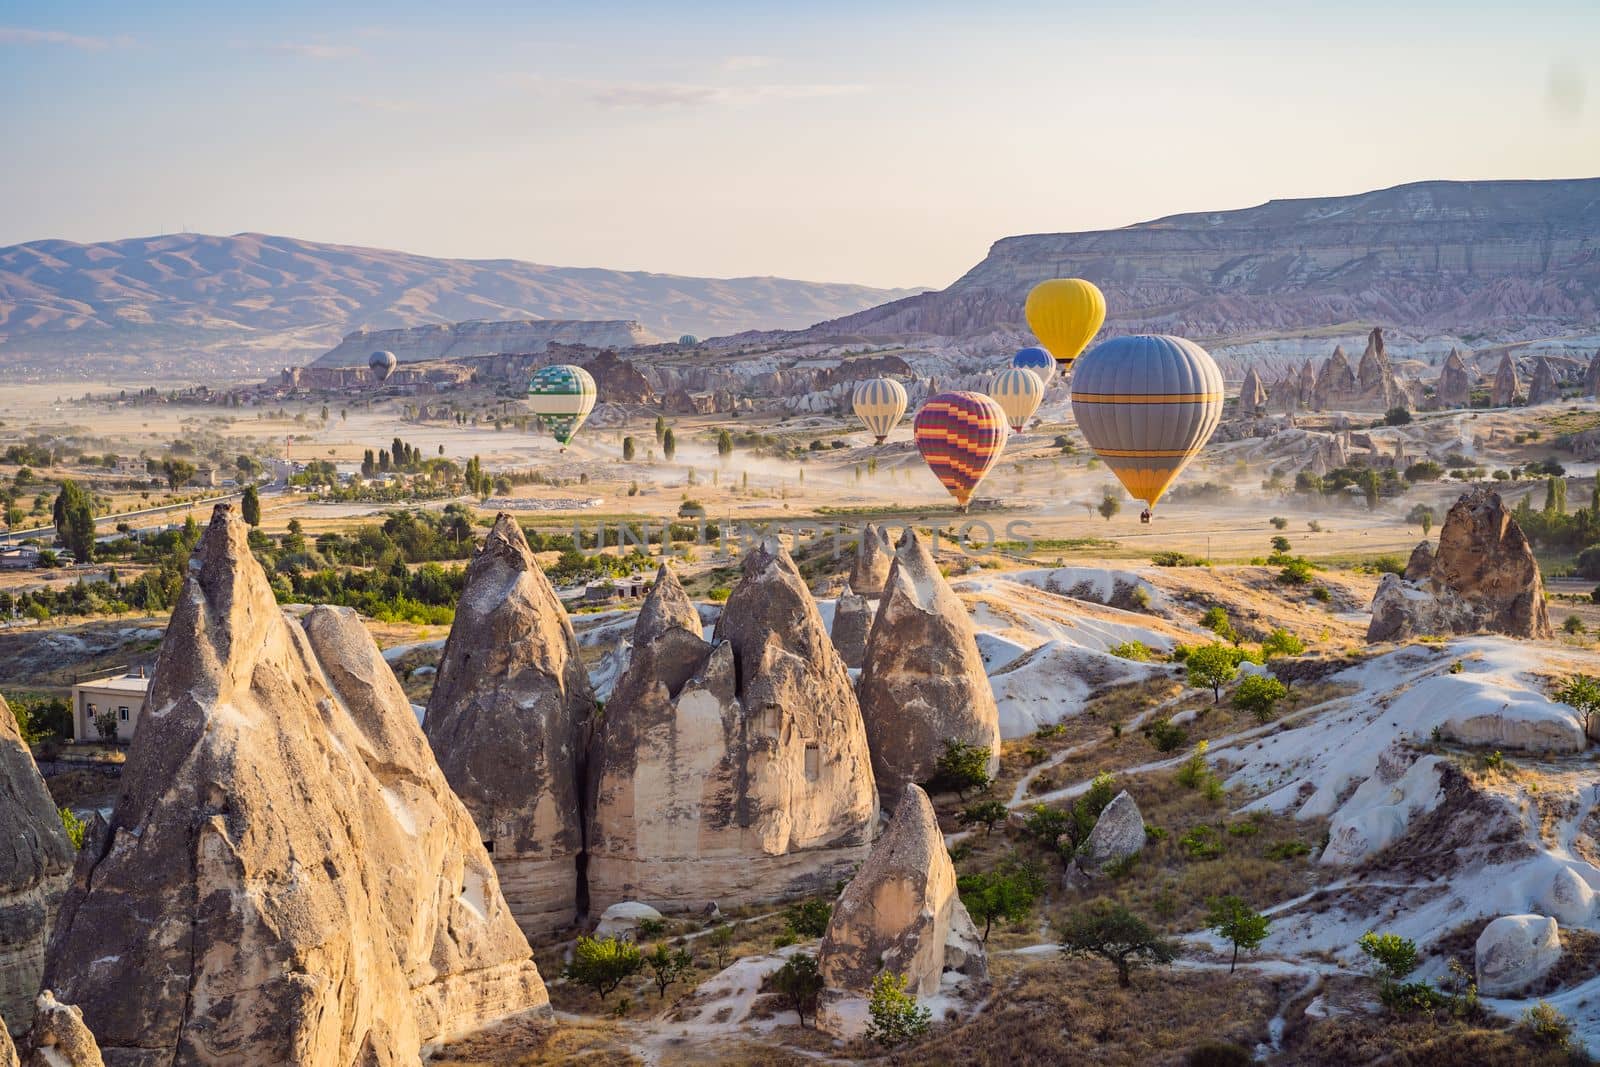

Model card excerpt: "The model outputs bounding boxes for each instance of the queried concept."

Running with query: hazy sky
[2,0,1596,289]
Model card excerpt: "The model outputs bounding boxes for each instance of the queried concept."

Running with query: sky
[1,0,1597,290]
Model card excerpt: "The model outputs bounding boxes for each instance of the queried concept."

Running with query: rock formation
[1367,490,1551,642]
[830,588,871,669]
[1308,331,1413,411]
[848,524,894,597]
[0,696,73,1035]
[1538,866,1596,926]
[1237,368,1268,416]
[858,529,1001,808]
[1403,540,1434,582]
[1587,350,1600,398]
[1297,361,1318,409]
[43,505,548,1066]
[593,902,665,941]
[16,992,102,1067]
[586,540,878,915]
[1356,328,1388,389]
[1527,356,1561,405]
[317,319,661,368]
[1073,791,1145,876]
[1476,914,1561,995]
[816,785,986,1036]
[1311,346,1357,409]
[424,514,596,936]
[578,349,656,404]
[1491,353,1520,406]
[1436,348,1472,408]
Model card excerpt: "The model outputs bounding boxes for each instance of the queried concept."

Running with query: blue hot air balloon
[1011,345,1057,386]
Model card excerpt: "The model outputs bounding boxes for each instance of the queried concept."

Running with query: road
[0,487,269,545]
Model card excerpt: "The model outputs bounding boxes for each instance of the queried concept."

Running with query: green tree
[564,935,644,1000]
[1098,487,1121,522]
[58,807,87,849]
[663,428,677,461]
[717,429,733,460]
[957,799,1010,836]
[707,924,735,969]
[1260,628,1304,659]
[1232,674,1288,723]
[161,458,196,491]
[1545,475,1567,516]
[1358,931,1419,984]
[1059,901,1179,988]
[784,898,833,938]
[1405,503,1435,535]
[1186,644,1239,703]
[1270,535,1291,554]
[1200,606,1237,643]
[654,414,667,445]
[643,942,694,1000]
[865,971,931,1046]
[623,436,636,462]
[770,952,824,1027]
[1205,895,1270,973]
[958,858,1044,942]
[1383,406,1412,426]
[1358,468,1381,510]
[925,738,993,799]
[241,484,261,527]
[1270,516,1288,530]
[53,480,95,564]
[1554,674,1600,740]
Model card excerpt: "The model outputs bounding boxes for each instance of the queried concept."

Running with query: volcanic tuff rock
[0,1019,10,1067]
[1237,367,1268,416]
[848,524,894,597]
[1436,347,1472,408]
[318,319,659,368]
[858,529,1001,808]
[1527,356,1562,405]
[1366,489,1551,642]
[1491,352,1521,406]
[425,514,596,937]
[42,505,548,1066]
[0,695,73,1035]
[1587,351,1600,398]
[830,588,871,669]
[1403,540,1435,582]
[1074,791,1146,876]
[816,785,986,1035]
[586,542,878,914]
[15,992,102,1067]
[1476,915,1562,995]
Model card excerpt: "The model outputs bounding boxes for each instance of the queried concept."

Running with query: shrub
[1384,407,1412,426]
[1270,516,1288,530]
[924,738,993,799]
[866,971,931,1046]
[707,924,735,968]
[770,953,824,1027]
[565,936,644,1000]
[643,942,694,999]
[958,857,1045,941]
[1232,674,1288,722]
[958,800,1011,836]
[1145,717,1190,753]
[1152,550,1208,567]
[1186,643,1239,702]
[1265,840,1311,860]
[1563,614,1586,635]
[1521,1000,1575,1049]
[59,807,86,849]
[1175,740,1212,789]
[1200,606,1237,643]
[1260,628,1305,659]
[635,916,667,940]
[1358,931,1419,982]
[1554,673,1600,739]
[1311,585,1331,603]
[1270,535,1291,553]
[1179,824,1223,859]
[1058,900,1179,988]
[784,898,833,939]
[1108,640,1154,662]
[1277,558,1314,585]
[707,586,732,602]
[1380,981,1449,1014]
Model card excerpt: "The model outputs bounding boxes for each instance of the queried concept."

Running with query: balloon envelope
[1025,279,1106,369]
[852,378,908,443]
[914,391,1009,507]
[368,350,397,382]
[989,367,1044,432]
[678,334,699,346]
[1011,345,1056,386]
[527,364,598,446]
[1070,335,1223,508]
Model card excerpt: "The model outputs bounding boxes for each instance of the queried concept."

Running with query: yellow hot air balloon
[989,367,1044,433]
[852,378,908,444]
[1025,278,1106,370]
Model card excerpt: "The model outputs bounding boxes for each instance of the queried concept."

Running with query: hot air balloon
[914,391,1008,509]
[678,334,699,346]
[1011,345,1057,386]
[1025,279,1105,371]
[526,364,597,450]
[989,367,1045,433]
[1070,335,1223,512]
[368,350,397,382]
[852,378,908,444]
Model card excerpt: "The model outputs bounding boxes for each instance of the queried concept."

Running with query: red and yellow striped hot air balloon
[913,391,1009,509]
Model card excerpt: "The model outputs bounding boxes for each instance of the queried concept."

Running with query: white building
[72,668,151,743]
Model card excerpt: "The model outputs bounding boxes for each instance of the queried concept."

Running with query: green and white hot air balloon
[527,364,597,450]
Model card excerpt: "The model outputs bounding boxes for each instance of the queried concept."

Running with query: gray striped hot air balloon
[852,378,908,444]
[1069,335,1223,510]
[989,366,1045,432]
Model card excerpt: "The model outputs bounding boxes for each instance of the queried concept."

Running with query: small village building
[72,668,151,743]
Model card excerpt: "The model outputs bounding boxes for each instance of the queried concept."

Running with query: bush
[1269,516,1288,530]
[59,807,86,849]
[565,936,644,1000]
[924,738,993,799]
[635,916,667,940]
[1384,407,1412,426]
[1260,628,1305,659]
[1265,840,1311,860]
[1200,606,1237,643]
[1179,824,1223,859]
[1232,674,1288,722]
[1108,640,1154,661]
[1563,614,1586,635]
[1204,895,1270,973]
[784,898,833,939]
[866,971,931,1046]
[1358,931,1419,982]
[1186,644,1239,702]
[707,586,732,602]
[1174,740,1212,789]
[958,800,1010,835]
[1145,717,1190,753]
[1152,550,1208,567]
[1521,1000,1576,1049]
[1277,558,1314,585]
[770,953,824,1027]
[643,942,694,1000]
[958,857,1045,941]
[1379,980,1450,1014]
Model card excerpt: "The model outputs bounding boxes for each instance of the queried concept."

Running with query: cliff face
[315,319,660,367]
[809,179,1600,343]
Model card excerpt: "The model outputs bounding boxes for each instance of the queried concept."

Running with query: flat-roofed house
[72,668,151,743]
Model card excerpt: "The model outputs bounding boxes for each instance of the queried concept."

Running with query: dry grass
[1279,1013,1587,1067]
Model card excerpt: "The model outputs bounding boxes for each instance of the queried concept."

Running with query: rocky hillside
[810,178,1600,346]
[315,319,659,367]
[0,232,921,379]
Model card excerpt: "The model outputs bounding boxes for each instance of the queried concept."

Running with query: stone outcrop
[1527,356,1562,405]
[858,529,1001,808]
[1311,346,1356,409]
[16,992,102,1067]
[1436,348,1472,408]
[585,540,878,915]
[43,505,548,1066]
[1587,350,1600,398]
[816,785,986,1036]
[578,349,656,404]
[830,588,871,669]
[1073,791,1145,876]
[848,524,893,597]
[1297,361,1318,409]
[1491,353,1520,406]
[592,902,664,941]
[0,1017,10,1067]
[1237,367,1268,416]
[1366,490,1551,642]
[1538,865,1596,926]
[425,514,596,937]
[1309,331,1412,412]
[0,696,73,1035]
[316,319,661,368]
[1476,914,1561,995]
[1403,540,1434,581]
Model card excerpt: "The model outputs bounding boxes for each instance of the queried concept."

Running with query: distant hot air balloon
[526,364,598,450]
[852,378,908,444]
[678,334,699,346]
[914,391,1009,509]
[989,367,1045,433]
[1011,345,1057,386]
[1025,279,1106,371]
[369,350,397,382]
[1070,335,1223,510]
